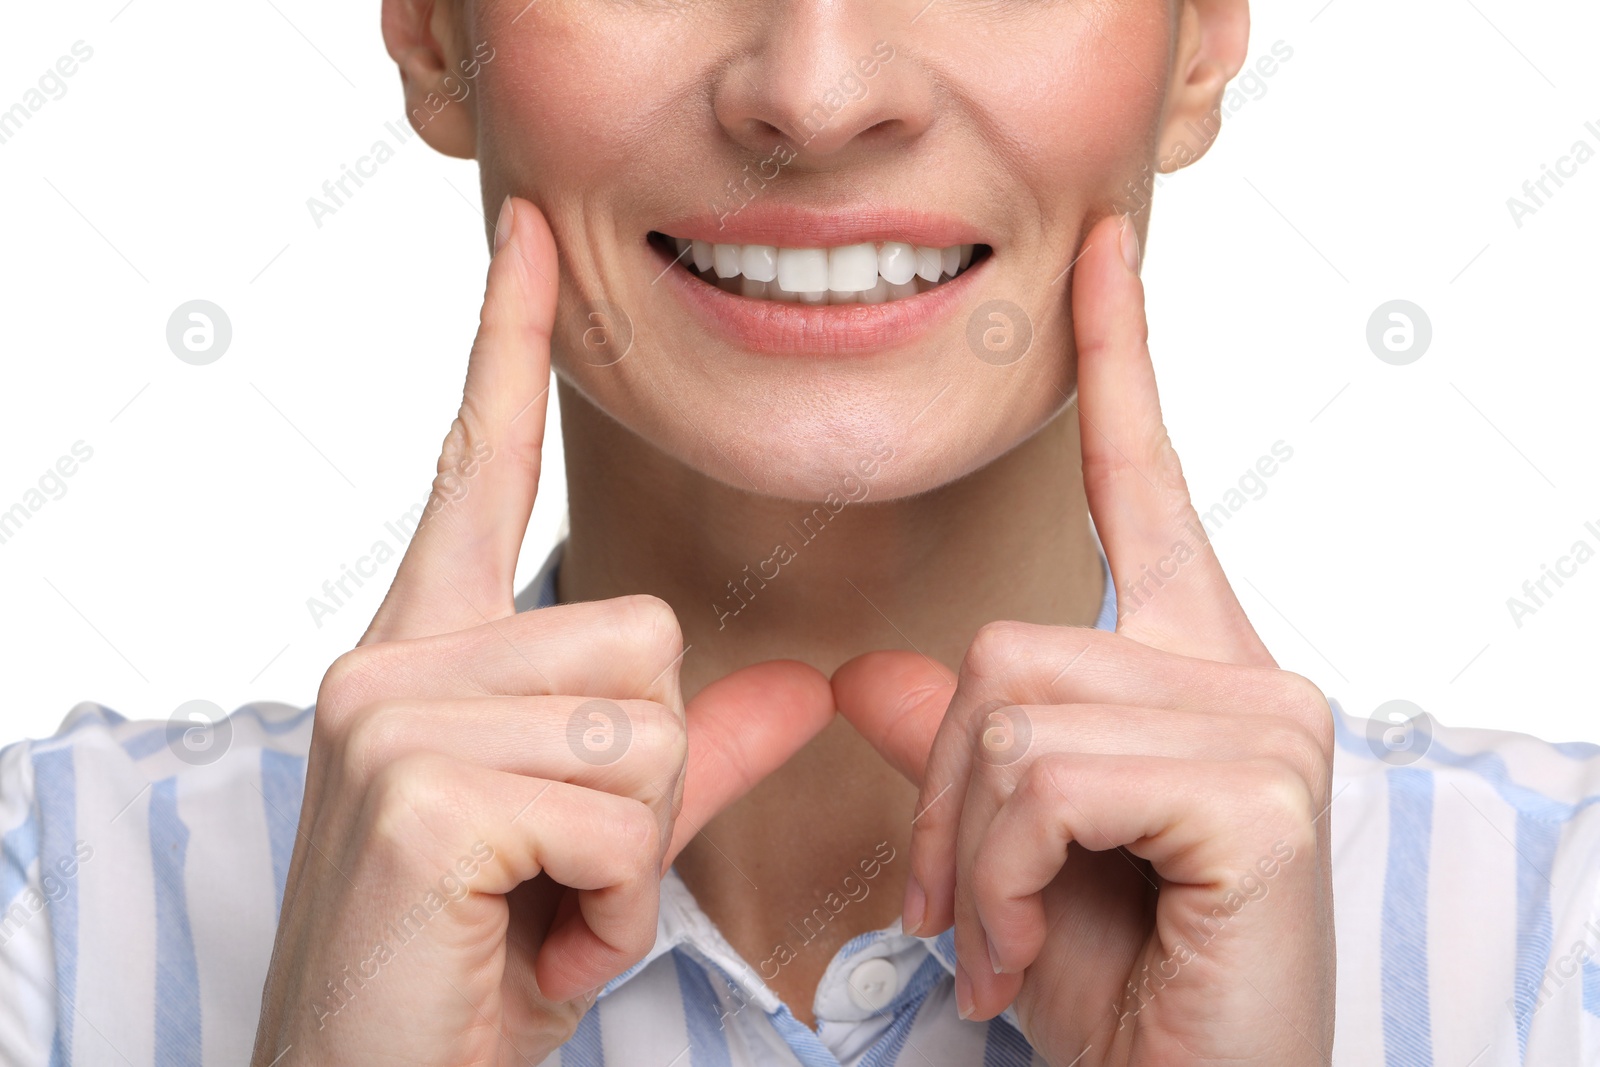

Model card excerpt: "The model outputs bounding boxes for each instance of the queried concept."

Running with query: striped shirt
[4,542,1600,1065]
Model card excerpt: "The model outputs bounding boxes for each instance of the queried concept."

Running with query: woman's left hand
[833,214,1336,1066]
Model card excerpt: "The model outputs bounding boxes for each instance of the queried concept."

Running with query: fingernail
[954,962,975,1020]
[985,931,1005,975]
[902,876,926,936]
[493,195,515,254]
[1119,213,1141,274]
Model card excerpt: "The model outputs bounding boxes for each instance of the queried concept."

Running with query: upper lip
[654,204,988,249]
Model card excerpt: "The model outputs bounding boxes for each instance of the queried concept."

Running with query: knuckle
[368,754,433,813]
[963,619,1034,682]
[339,701,414,782]
[1150,429,1191,497]
[973,701,1034,768]
[1241,758,1318,839]
[614,801,661,868]
[628,701,688,773]
[439,410,487,475]
[1278,671,1335,758]
[1022,752,1071,807]
[436,409,523,501]
[523,1009,584,1060]
[1026,753,1100,845]
[363,754,459,855]
[1257,719,1326,793]
[364,773,424,853]
[612,594,684,667]
[317,647,387,720]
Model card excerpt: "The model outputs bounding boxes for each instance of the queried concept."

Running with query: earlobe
[1154,0,1250,173]
[381,0,477,160]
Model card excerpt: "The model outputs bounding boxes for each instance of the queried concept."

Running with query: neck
[556,379,1104,685]
[554,378,1105,1024]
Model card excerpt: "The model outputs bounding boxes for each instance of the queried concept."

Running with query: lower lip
[657,247,986,356]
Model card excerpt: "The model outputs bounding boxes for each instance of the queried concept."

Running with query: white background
[0,0,1595,746]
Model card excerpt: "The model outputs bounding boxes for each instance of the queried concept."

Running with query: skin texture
[252,2,1337,1064]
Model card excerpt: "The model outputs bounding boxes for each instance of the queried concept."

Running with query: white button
[846,957,901,1012]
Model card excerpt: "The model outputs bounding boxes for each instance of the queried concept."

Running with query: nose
[713,5,933,161]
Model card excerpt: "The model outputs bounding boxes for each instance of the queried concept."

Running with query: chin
[631,382,1066,505]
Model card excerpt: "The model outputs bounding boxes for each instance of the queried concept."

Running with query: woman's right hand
[250,197,834,1066]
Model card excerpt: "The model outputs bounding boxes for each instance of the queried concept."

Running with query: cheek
[471,9,693,190]
[969,9,1172,210]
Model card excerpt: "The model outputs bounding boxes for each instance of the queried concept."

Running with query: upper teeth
[673,237,976,304]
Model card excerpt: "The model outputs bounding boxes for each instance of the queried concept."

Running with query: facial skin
[384,0,1248,504]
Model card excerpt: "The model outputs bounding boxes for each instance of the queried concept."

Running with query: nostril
[743,119,790,147]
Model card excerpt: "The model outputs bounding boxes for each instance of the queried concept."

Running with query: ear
[1155,0,1250,173]
[381,0,476,159]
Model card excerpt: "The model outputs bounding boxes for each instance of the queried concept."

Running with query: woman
[4,1,1598,1065]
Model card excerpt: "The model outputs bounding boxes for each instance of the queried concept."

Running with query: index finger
[1073,213,1271,667]
[366,196,560,644]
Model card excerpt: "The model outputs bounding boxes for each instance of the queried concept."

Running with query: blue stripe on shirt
[0,805,40,911]
[563,999,605,1067]
[1512,814,1562,1058]
[151,777,202,1067]
[767,1005,844,1067]
[259,749,304,918]
[1381,767,1433,1067]
[983,1015,1036,1067]
[120,728,168,761]
[1582,960,1600,1019]
[34,747,77,1067]
[860,955,944,1067]
[673,950,734,1067]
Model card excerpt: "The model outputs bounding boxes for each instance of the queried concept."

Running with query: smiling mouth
[649,232,991,306]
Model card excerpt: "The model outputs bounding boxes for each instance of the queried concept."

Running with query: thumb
[667,660,835,865]
[831,650,956,788]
